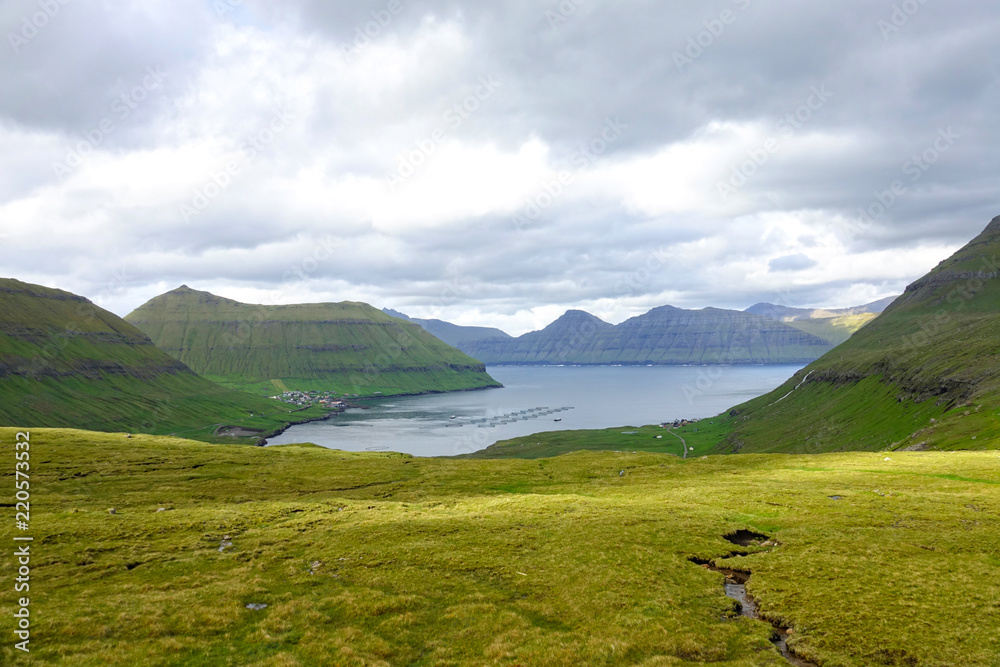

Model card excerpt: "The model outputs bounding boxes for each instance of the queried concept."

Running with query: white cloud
[0,0,996,332]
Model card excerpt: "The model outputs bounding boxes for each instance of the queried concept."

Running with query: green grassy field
[3,428,999,666]
[463,421,733,459]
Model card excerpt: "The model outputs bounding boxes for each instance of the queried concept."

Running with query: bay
[264,364,804,457]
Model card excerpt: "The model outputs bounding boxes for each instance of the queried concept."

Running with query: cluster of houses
[271,390,348,408]
[663,418,700,428]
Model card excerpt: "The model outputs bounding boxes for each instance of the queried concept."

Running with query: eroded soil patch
[691,533,819,667]
[723,529,771,547]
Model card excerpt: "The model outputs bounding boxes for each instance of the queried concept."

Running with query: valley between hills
[3,218,1000,665]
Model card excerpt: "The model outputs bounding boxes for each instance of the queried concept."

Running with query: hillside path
[667,429,687,459]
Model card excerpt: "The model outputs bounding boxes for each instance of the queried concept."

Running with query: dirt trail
[666,428,688,459]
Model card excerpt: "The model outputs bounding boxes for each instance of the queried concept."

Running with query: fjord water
[266,365,804,456]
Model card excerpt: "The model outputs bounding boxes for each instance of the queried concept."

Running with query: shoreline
[257,382,503,445]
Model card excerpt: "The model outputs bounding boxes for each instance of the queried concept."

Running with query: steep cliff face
[458,306,832,365]
[459,310,617,364]
[717,216,1000,453]
[126,286,501,396]
[0,278,297,436]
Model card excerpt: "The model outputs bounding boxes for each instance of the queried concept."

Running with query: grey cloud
[0,0,212,138]
[1,0,997,327]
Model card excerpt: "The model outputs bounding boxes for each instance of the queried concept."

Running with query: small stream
[691,530,819,667]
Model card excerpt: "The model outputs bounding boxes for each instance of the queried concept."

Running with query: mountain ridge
[0,278,323,440]
[127,286,501,397]
[455,304,833,365]
[745,296,896,322]
[382,308,513,347]
[391,297,894,365]
[714,215,1000,453]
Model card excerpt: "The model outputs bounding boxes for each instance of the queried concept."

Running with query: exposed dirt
[723,529,771,547]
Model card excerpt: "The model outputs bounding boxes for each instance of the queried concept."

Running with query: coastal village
[270,390,349,409]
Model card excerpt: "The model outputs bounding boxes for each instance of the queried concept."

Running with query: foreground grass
[464,421,732,459]
[2,428,1000,665]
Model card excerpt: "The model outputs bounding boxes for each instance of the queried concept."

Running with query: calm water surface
[265,365,803,457]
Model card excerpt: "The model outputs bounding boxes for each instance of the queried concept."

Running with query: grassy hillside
[715,215,1000,453]
[0,279,326,441]
[3,427,999,666]
[466,421,734,459]
[477,219,1000,459]
[745,297,895,323]
[783,312,879,346]
[125,287,500,397]
[460,307,832,365]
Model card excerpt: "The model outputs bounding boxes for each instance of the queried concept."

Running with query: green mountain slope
[716,216,1000,453]
[0,278,324,439]
[746,297,893,345]
[459,306,833,365]
[783,312,879,345]
[745,296,896,322]
[126,286,501,397]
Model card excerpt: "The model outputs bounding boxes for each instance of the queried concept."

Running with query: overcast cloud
[1,0,997,334]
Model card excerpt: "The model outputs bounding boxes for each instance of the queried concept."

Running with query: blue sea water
[264,364,804,457]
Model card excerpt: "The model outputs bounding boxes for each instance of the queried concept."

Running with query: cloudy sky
[1,0,997,335]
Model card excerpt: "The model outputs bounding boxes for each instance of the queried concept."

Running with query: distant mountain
[716,215,1000,453]
[457,306,832,365]
[383,308,512,348]
[0,278,312,439]
[745,297,897,346]
[126,286,500,397]
[745,296,896,321]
